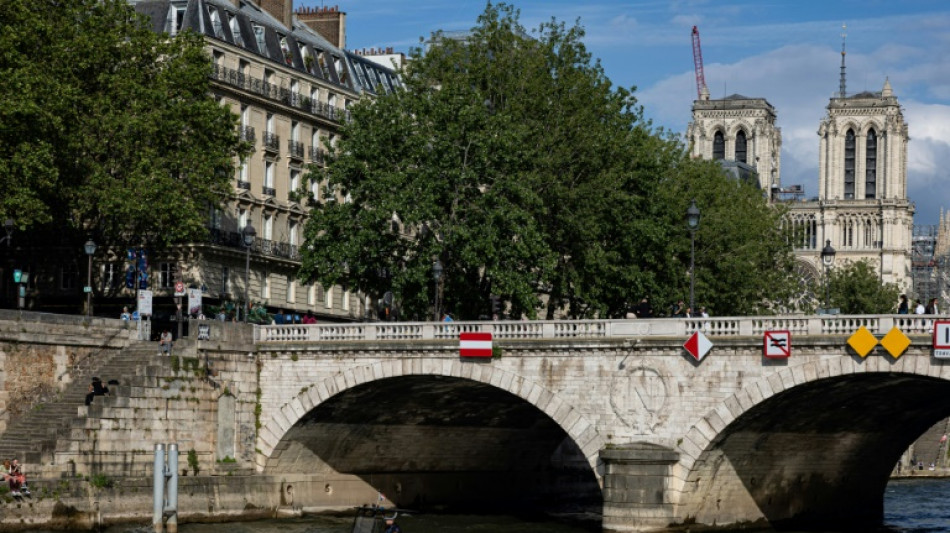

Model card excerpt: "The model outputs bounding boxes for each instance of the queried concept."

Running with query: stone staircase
[0,339,186,472]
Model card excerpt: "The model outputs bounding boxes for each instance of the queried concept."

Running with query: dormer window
[208,6,222,38]
[252,24,266,53]
[228,13,242,46]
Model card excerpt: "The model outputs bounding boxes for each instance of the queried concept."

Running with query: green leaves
[823,260,901,314]
[0,0,243,247]
[298,2,798,320]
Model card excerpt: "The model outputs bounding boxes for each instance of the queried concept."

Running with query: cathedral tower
[687,89,782,192]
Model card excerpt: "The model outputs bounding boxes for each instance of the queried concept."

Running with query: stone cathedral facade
[688,78,914,295]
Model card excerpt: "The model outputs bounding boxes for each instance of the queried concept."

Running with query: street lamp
[432,260,443,322]
[84,238,97,319]
[686,199,701,314]
[820,239,836,312]
[242,224,256,323]
[0,219,13,247]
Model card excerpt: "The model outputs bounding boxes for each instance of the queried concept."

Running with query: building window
[222,266,230,297]
[263,272,271,299]
[865,129,877,199]
[263,214,273,240]
[342,289,350,311]
[61,263,79,291]
[290,169,300,196]
[239,158,249,183]
[307,284,315,305]
[287,276,295,303]
[289,220,298,246]
[291,120,299,142]
[239,208,249,229]
[325,286,333,308]
[102,263,122,290]
[844,129,856,199]
[311,177,321,202]
[264,161,275,190]
[229,14,243,46]
[253,24,266,53]
[208,6,222,38]
[266,112,274,133]
[159,262,173,289]
[735,130,747,164]
[713,131,725,160]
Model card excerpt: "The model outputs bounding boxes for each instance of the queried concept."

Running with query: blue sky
[299,0,950,226]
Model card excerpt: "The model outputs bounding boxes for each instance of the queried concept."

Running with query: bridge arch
[676,353,950,530]
[256,358,604,472]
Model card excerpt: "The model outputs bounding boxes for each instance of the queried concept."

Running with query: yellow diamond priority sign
[847,326,878,358]
[880,327,911,358]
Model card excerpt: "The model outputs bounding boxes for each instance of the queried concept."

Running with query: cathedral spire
[839,23,847,98]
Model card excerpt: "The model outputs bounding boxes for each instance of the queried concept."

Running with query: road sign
[683,330,712,361]
[459,332,493,358]
[934,320,950,359]
[763,330,791,358]
[174,281,185,297]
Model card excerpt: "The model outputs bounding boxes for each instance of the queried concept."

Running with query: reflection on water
[17,477,950,533]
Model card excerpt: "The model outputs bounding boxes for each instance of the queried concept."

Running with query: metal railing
[210,64,351,123]
[253,314,946,343]
[309,146,326,164]
[288,140,305,159]
[208,229,300,261]
[263,132,280,151]
[239,125,255,144]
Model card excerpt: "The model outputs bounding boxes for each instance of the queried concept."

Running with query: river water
[46,477,950,533]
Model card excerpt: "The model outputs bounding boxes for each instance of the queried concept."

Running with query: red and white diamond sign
[459,332,493,358]
[683,330,713,361]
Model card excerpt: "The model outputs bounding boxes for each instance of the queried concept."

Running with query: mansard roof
[131,0,401,96]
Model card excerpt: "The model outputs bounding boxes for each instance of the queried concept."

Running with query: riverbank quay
[0,472,381,531]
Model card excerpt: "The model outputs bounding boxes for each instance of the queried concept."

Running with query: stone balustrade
[254,314,943,343]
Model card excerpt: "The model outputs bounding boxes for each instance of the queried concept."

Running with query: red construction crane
[691,26,707,99]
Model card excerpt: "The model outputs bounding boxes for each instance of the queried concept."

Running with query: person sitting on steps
[7,458,29,497]
[85,376,109,406]
[159,329,173,356]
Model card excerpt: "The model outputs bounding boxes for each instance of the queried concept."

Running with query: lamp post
[821,239,836,312]
[84,238,97,319]
[432,260,443,322]
[242,224,256,323]
[0,219,13,247]
[686,199,701,314]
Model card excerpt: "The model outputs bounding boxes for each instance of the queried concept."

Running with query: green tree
[0,0,244,247]
[298,2,796,319]
[822,260,901,314]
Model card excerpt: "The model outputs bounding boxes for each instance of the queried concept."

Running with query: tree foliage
[0,0,244,247]
[298,2,796,319]
[822,260,901,314]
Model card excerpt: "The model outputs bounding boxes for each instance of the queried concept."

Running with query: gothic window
[844,129,856,199]
[713,131,725,160]
[735,130,747,164]
[865,129,877,199]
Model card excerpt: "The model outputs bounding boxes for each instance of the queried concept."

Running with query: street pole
[242,224,256,323]
[86,254,93,318]
[686,200,701,314]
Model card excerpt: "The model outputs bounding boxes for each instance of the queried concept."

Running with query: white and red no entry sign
[763,330,792,358]
[460,332,493,358]
[683,330,713,361]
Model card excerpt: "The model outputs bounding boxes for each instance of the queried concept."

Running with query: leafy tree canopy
[821,260,901,314]
[299,2,796,319]
[0,0,244,248]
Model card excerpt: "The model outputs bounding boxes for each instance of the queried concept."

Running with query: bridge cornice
[254,314,942,344]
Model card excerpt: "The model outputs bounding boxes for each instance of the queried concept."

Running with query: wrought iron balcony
[288,140,305,159]
[209,64,350,123]
[208,228,300,262]
[239,125,255,144]
[309,146,326,164]
[237,180,251,190]
[263,132,280,152]
[262,186,277,196]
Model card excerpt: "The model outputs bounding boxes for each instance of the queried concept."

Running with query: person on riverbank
[7,458,28,497]
[384,516,401,533]
[159,329,173,356]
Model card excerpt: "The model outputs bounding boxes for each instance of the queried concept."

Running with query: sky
[298,0,950,226]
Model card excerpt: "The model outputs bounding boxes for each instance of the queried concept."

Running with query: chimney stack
[294,4,346,49]
[258,0,294,30]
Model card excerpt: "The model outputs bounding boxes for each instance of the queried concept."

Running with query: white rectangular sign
[187,288,203,316]
[933,321,950,358]
[137,289,153,316]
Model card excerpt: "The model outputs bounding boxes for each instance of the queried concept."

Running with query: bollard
[166,444,179,533]
[153,444,165,533]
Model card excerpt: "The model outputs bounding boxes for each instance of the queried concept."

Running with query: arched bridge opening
[681,372,950,531]
[263,375,602,516]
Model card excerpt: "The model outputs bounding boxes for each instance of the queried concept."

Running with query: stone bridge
[248,315,950,532]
